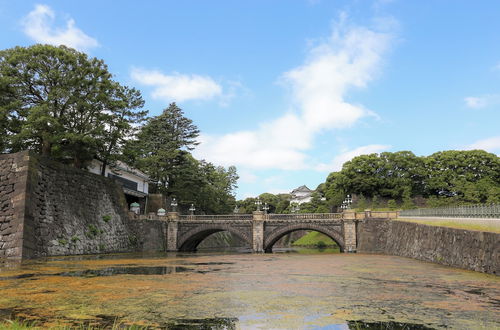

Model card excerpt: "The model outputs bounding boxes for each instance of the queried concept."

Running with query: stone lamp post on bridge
[188,204,196,220]
[263,202,269,214]
[341,195,352,211]
[170,198,178,212]
[255,197,262,211]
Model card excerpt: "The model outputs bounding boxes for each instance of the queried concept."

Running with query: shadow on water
[0,266,225,280]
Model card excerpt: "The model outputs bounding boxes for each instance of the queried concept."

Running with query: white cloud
[465,136,500,153]
[315,144,391,172]
[195,124,309,170]
[238,170,258,184]
[282,19,390,132]
[21,4,99,51]
[194,16,393,170]
[464,95,500,109]
[131,68,223,102]
[464,96,488,109]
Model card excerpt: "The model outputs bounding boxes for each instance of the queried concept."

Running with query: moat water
[0,249,498,329]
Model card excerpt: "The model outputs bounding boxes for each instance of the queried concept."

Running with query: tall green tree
[197,162,239,214]
[126,102,200,193]
[0,44,146,167]
[95,84,146,175]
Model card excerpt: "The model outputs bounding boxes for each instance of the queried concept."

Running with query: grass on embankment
[291,231,338,248]
[396,218,500,233]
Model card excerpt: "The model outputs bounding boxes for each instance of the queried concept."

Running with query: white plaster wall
[87,161,148,194]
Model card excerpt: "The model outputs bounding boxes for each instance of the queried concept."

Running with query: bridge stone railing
[266,213,342,220]
[176,213,343,221]
[178,214,253,221]
[132,211,401,222]
[400,204,500,219]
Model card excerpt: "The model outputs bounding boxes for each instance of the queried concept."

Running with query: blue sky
[1,1,499,199]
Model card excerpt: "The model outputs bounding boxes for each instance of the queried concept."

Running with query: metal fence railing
[399,204,500,219]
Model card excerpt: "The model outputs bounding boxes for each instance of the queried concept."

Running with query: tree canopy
[320,150,500,209]
[0,44,147,167]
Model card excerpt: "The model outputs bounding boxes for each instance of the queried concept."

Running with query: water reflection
[0,266,223,280]
[60,266,193,277]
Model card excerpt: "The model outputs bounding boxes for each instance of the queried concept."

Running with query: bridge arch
[177,224,252,252]
[264,224,345,253]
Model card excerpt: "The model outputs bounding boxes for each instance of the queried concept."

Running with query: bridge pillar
[342,211,357,252]
[252,211,265,253]
[166,212,179,251]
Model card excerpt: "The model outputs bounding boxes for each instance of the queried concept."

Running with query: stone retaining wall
[357,219,499,275]
[0,152,30,259]
[0,151,166,259]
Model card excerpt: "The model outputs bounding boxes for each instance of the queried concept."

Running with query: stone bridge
[144,211,372,253]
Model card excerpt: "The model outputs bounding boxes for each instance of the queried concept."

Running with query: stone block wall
[357,219,499,275]
[128,219,166,252]
[26,156,135,257]
[356,219,391,254]
[0,152,30,259]
[0,151,166,259]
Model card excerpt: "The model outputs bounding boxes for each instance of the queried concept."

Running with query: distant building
[290,185,314,204]
[88,160,149,213]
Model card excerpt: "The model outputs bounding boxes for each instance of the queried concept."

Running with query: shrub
[128,235,138,246]
[316,241,327,249]
[387,199,397,210]
[102,215,112,223]
[86,224,100,238]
